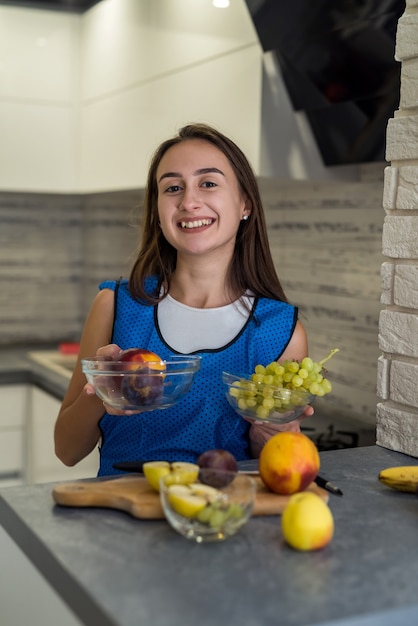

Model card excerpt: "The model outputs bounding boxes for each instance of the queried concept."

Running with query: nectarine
[258,432,320,495]
[119,348,165,370]
[119,348,166,406]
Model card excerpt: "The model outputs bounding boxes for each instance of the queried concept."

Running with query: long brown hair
[129,123,288,304]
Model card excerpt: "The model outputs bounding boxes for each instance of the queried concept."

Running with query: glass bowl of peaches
[82,348,201,413]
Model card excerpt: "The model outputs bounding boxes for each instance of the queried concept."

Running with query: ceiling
[0,0,101,12]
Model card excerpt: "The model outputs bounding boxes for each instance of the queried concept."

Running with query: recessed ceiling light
[213,0,230,7]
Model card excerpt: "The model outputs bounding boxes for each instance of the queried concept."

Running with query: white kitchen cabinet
[0,384,29,486]
[0,526,83,626]
[27,386,99,484]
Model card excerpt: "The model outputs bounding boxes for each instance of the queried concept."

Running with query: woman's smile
[178,217,215,230]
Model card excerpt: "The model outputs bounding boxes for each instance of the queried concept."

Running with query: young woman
[54,123,313,476]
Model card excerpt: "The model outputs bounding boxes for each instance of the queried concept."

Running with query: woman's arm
[278,319,309,363]
[54,288,115,466]
[249,320,314,458]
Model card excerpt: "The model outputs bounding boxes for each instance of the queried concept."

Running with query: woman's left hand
[248,404,314,458]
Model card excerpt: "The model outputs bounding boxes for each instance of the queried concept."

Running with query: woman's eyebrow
[195,167,225,177]
[158,167,225,183]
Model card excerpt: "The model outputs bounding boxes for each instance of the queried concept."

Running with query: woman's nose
[179,187,200,211]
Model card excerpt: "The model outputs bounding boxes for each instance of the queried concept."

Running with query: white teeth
[180,219,213,229]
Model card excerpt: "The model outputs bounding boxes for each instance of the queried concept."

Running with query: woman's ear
[242,197,252,220]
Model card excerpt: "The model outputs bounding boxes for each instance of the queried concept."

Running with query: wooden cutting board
[52,475,328,519]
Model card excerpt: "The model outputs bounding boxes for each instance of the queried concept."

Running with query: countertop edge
[0,490,116,626]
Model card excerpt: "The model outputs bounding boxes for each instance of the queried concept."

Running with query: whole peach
[258,432,320,495]
[119,348,166,405]
[119,348,165,371]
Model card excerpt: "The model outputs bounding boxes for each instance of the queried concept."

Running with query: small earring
[242,215,249,221]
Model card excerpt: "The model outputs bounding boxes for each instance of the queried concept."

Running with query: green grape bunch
[260,348,339,397]
[226,349,339,421]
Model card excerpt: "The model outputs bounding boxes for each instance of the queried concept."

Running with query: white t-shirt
[157,293,254,353]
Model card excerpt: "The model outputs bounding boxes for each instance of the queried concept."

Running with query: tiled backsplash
[0,189,141,344]
[80,190,144,315]
[0,192,82,343]
[0,175,384,426]
[260,177,384,426]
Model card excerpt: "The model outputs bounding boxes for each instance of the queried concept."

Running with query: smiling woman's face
[156,139,248,258]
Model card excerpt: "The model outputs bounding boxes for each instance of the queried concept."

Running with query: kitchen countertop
[0,344,71,399]
[1,445,418,626]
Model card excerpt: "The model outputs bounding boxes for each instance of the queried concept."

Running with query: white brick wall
[377,0,418,457]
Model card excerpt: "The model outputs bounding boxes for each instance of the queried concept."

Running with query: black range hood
[244,0,405,166]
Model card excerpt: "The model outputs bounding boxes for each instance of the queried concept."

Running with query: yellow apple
[281,492,334,551]
[167,485,209,518]
[164,482,226,519]
[143,461,199,492]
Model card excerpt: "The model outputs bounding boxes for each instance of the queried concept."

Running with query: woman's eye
[201,181,216,188]
[166,184,181,193]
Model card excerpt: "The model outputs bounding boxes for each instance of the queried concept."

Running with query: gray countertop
[1,445,418,626]
[0,345,70,398]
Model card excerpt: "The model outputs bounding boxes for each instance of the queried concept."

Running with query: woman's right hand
[96,343,123,359]
[84,343,123,411]
[84,343,138,415]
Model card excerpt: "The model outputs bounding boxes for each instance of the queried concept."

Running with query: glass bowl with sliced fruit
[223,349,339,425]
[159,469,256,543]
[82,350,201,413]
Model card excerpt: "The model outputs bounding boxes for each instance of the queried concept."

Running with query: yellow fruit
[163,462,200,487]
[189,483,220,502]
[378,466,418,493]
[259,432,320,495]
[167,485,208,518]
[281,492,334,551]
[143,461,199,492]
[143,461,170,491]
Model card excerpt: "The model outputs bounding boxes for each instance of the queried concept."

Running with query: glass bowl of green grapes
[223,350,338,425]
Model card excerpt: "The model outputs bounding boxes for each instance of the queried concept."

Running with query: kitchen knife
[112,461,343,495]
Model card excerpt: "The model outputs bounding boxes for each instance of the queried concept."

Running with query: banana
[378,466,418,493]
